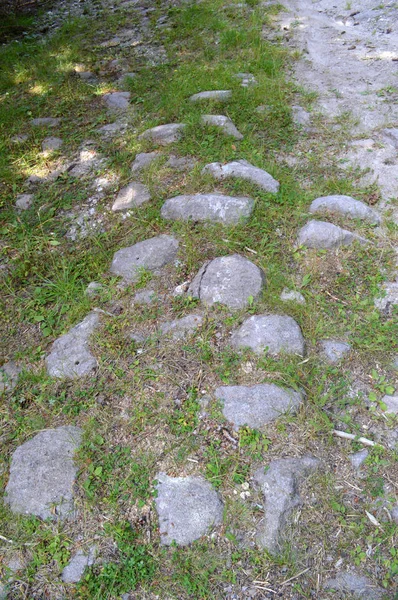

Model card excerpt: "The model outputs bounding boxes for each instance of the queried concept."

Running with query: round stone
[230,314,305,356]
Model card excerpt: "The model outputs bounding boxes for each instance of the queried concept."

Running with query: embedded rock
[139,123,185,146]
[166,155,196,171]
[280,288,306,305]
[130,152,159,173]
[374,282,398,311]
[0,361,22,393]
[320,339,351,364]
[161,193,253,224]
[31,117,60,127]
[201,115,243,140]
[97,121,128,137]
[309,195,381,225]
[349,449,369,469]
[103,92,130,111]
[110,235,179,283]
[42,137,63,152]
[381,394,398,415]
[230,314,305,356]
[235,72,257,87]
[298,220,367,249]
[324,570,384,599]
[15,194,34,210]
[160,314,203,340]
[189,90,232,102]
[202,160,279,194]
[62,547,96,583]
[112,182,151,211]
[292,105,311,127]
[133,289,158,305]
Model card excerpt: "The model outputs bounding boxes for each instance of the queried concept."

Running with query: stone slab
[161,193,253,224]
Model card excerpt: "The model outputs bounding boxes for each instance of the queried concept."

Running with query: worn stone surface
[202,160,279,194]
[298,220,367,249]
[139,123,185,145]
[320,339,351,364]
[189,90,232,102]
[324,570,384,599]
[381,394,398,415]
[188,254,265,309]
[112,182,151,212]
[42,136,63,152]
[0,361,22,393]
[45,312,100,379]
[62,547,96,583]
[254,457,319,552]
[160,314,203,340]
[155,472,223,545]
[110,234,179,283]
[309,195,381,224]
[349,449,369,469]
[292,105,311,127]
[280,288,306,305]
[201,115,243,140]
[133,288,158,305]
[103,92,130,111]
[5,426,82,520]
[130,152,159,173]
[161,193,253,224]
[231,314,305,356]
[31,117,60,127]
[215,384,303,430]
[15,193,34,210]
[374,282,398,311]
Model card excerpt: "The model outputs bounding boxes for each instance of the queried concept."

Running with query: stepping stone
[189,90,232,102]
[4,426,82,520]
[132,288,158,305]
[42,136,63,152]
[97,121,128,137]
[254,457,319,552]
[31,117,60,127]
[62,547,96,583]
[112,182,151,211]
[110,234,179,283]
[324,570,384,599]
[160,314,203,340]
[320,339,351,364]
[201,115,243,140]
[292,105,311,127]
[374,282,398,311]
[103,92,130,111]
[161,193,254,224]
[309,195,381,224]
[230,314,305,356]
[280,288,306,305]
[215,383,303,430]
[381,394,398,415]
[235,72,257,87]
[155,472,223,545]
[188,254,265,310]
[139,123,185,146]
[202,160,279,194]
[45,312,100,379]
[131,152,159,173]
[349,449,368,469]
[15,193,34,210]
[297,220,367,249]
[0,361,22,393]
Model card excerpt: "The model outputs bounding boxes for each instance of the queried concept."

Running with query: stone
[133,288,157,305]
[166,155,196,170]
[254,457,319,552]
[382,128,398,149]
[0,361,22,393]
[11,134,28,143]
[280,288,306,305]
[110,234,179,283]
[235,72,257,87]
[374,282,398,311]
[130,152,159,173]
[380,394,398,415]
[103,92,130,111]
[62,547,96,583]
[201,115,243,140]
[42,137,63,152]
[392,355,398,370]
[391,505,398,524]
[139,123,185,146]
[160,314,203,340]
[320,340,351,364]
[202,160,279,194]
[324,570,384,599]
[45,312,99,379]
[230,314,305,356]
[292,105,311,127]
[5,426,82,520]
[189,90,232,102]
[85,282,103,297]
[77,71,97,81]
[31,117,60,127]
[112,182,151,212]
[349,449,369,469]
[188,254,265,310]
[309,195,381,225]
[155,472,223,545]
[97,121,128,137]
[15,193,34,210]
[215,383,303,430]
[297,220,367,249]
[161,193,254,224]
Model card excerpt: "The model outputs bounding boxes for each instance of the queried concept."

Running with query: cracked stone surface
[381,394,398,415]
[188,254,265,309]
[31,117,60,127]
[112,182,151,211]
[139,123,185,145]
[230,314,305,356]
[5,426,82,520]
[320,339,351,364]
[309,195,381,224]
[201,115,243,140]
[374,282,398,311]
[215,384,303,430]
[160,314,203,340]
[254,457,319,552]
[0,361,22,393]
[103,92,131,110]
[130,151,159,173]
[45,312,100,379]
[324,570,384,599]
[62,547,96,583]
[161,193,254,224]
[298,220,367,249]
[110,234,179,283]
[189,90,232,102]
[202,160,279,193]
[15,193,34,210]
[280,288,306,305]
[155,472,223,546]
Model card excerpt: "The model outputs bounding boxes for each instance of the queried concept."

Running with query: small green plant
[238,427,271,460]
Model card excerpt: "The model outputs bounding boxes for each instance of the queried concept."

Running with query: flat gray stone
[5,426,82,520]
[112,182,151,212]
[309,195,381,225]
[131,152,159,173]
[103,92,130,111]
[280,288,306,305]
[139,123,185,146]
[201,115,243,140]
[349,449,369,469]
[374,282,398,311]
[42,137,63,152]
[161,193,253,224]
[215,383,303,430]
[0,361,22,393]
[45,312,100,379]
[230,314,305,356]
[110,234,179,283]
[31,117,60,127]
[254,457,319,552]
[97,121,128,137]
[381,394,398,415]
[15,193,34,210]
[320,339,351,364]
[133,288,158,305]
[298,220,367,249]
[188,254,265,310]
[155,472,223,545]
[202,160,279,194]
[189,90,232,102]
[160,314,203,340]
[324,570,384,599]
[292,105,311,127]
[62,547,96,583]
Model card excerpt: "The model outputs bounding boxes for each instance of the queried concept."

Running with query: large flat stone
[215,383,303,430]
[188,254,265,310]
[201,115,243,140]
[103,92,130,111]
[139,123,185,146]
[112,182,151,211]
[189,90,232,102]
[161,193,254,224]
[5,426,82,520]
[202,160,279,194]
[324,570,384,599]
[110,234,179,283]
[298,220,367,249]
[231,315,305,356]
[309,195,380,224]
[155,472,223,546]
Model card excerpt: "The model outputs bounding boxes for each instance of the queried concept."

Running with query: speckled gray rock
[189,90,232,102]
[374,282,398,311]
[320,340,351,364]
[155,472,223,545]
[298,220,367,249]
[280,289,306,305]
[231,315,305,356]
[103,92,130,111]
[5,426,82,520]
[42,137,63,152]
[45,312,100,379]
[110,234,179,283]
[0,361,22,393]
[130,152,159,173]
[160,314,203,340]
[133,289,157,305]
[292,105,311,127]
[161,193,253,224]
[112,182,151,212]
[201,115,243,140]
[381,394,398,415]
[215,384,303,430]
[139,123,185,146]
[62,547,96,583]
[254,457,319,552]
[188,254,265,310]
[349,449,369,469]
[202,160,279,194]
[324,570,384,599]
[309,195,381,224]
[31,117,60,127]
[15,194,34,210]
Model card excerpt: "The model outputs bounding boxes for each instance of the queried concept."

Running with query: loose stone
[155,472,223,545]
[15,193,34,210]
[201,115,243,140]
[324,570,384,599]
[31,117,60,127]
[0,361,22,393]
[5,426,82,520]
[188,254,265,309]
[374,282,398,311]
[160,314,203,340]
[103,92,130,111]
[161,193,254,224]
[380,394,398,415]
[131,152,159,173]
[139,123,185,145]
[320,339,351,363]
[202,160,279,194]
[215,383,303,430]
[309,195,381,224]
[297,220,367,249]
[230,314,305,356]
[112,182,151,211]
[349,449,369,469]
[62,547,96,583]
[42,136,63,152]
[189,90,232,102]
[280,288,306,305]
